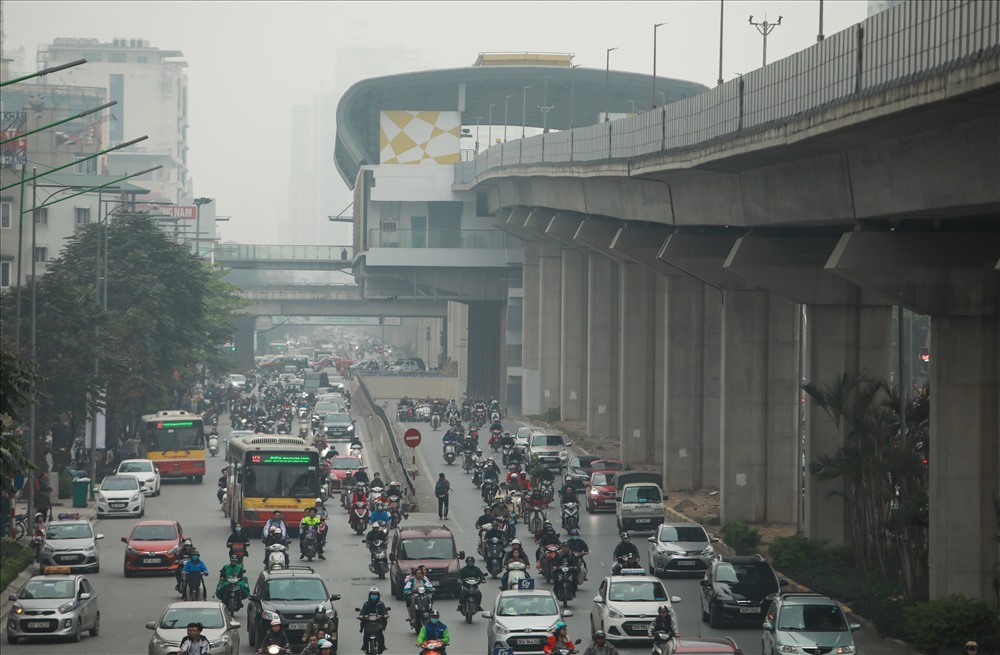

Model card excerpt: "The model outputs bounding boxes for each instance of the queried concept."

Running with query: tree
[0,349,40,491]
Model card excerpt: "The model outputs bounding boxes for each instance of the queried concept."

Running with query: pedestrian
[34,471,52,523]
[435,472,451,520]
[123,433,141,458]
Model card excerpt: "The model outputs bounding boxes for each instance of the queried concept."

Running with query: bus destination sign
[250,454,312,464]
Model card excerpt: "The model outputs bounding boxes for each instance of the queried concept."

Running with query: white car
[228,374,246,390]
[116,459,161,496]
[590,570,681,644]
[484,589,573,654]
[95,475,145,518]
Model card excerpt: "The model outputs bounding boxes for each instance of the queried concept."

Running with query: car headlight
[84,543,96,552]
[131,494,140,503]
[151,636,172,648]
[210,636,232,648]
[57,601,76,614]
[96,493,106,502]
[590,488,600,495]
[42,544,55,554]
[347,424,355,432]
[701,546,715,556]
[167,545,179,555]
[126,546,139,555]
[836,646,855,654]
[261,610,280,621]
[493,622,510,635]
[13,604,24,615]
[778,646,799,653]
[607,607,625,619]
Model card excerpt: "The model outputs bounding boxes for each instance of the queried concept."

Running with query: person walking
[435,473,451,520]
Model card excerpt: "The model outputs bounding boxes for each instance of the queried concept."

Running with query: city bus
[224,435,320,534]
[140,410,207,483]
[269,341,289,355]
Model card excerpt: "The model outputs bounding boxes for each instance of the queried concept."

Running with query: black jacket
[613,541,640,560]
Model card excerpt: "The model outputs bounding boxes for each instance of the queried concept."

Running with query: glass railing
[367,229,520,249]
[214,244,354,261]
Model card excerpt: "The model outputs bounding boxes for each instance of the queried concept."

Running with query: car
[483,589,572,655]
[389,525,464,600]
[95,474,145,518]
[513,425,541,455]
[349,359,381,372]
[322,412,355,441]
[246,567,340,650]
[326,455,363,490]
[228,373,247,390]
[121,519,185,577]
[387,360,421,373]
[590,570,681,644]
[585,470,618,513]
[647,522,718,576]
[116,458,162,496]
[389,356,426,371]
[566,455,606,487]
[526,431,572,472]
[591,458,624,473]
[315,399,346,415]
[146,600,242,655]
[6,572,100,644]
[700,555,787,628]
[673,637,744,655]
[37,519,104,573]
[762,593,861,655]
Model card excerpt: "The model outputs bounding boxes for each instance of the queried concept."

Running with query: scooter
[553,564,578,607]
[350,502,370,535]
[208,434,220,457]
[430,413,441,430]
[420,639,447,655]
[368,539,389,579]
[301,526,319,561]
[266,542,289,570]
[652,631,677,655]
[221,575,247,613]
[505,561,530,590]
[484,537,505,578]
[443,443,457,465]
[460,577,482,624]
[408,586,434,633]
[561,501,580,531]
[357,610,389,655]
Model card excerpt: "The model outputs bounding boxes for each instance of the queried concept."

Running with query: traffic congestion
[4,334,864,655]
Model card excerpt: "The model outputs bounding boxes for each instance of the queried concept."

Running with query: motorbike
[552,564,578,607]
[490,410,501,424]
[183,569,207,601]
[301,525,319,561]
[561,501,580,531]
[349,443,364,462]
[481,479,498,504]
[547,640,582,655]
[652,631,676,655]
[208,434,220,457]
[430,412,441,430]
[350,502,371,535]
[462,452,474,473]
[612,555,642,575]
[475,407,486,426]
[266,542,289,570]
[298,424,310,438]
[488,429,502,451]
[368,539,389,579]
[505,561,530,590]
[501,444,514,466]
[443,443,457,465]
[540,544,560,582]
[408,586,434,633]
[540,478,555,503]
[471,463,483,488]
[460,577,482,624]
[420,639,447,655]
[528,503,547,535]
[357,610,388,655]
[484,537,505,578]
[221,575,246,613]
[297,406,310,420]
[261,644,291,655]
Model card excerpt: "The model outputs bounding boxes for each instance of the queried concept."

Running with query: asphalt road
[8,410,754,655]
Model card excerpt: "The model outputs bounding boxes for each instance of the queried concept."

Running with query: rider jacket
[369,509,391,524]
[612,540,640,560]
[544,634,576,654]
[475,513,494,529]
[505,549,531,567]
[647,612,680,637]
[567,538,590,557]
[259,629,290,649]
[553,551,580,569]
[366,529,388,549]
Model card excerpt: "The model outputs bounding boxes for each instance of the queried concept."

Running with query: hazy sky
[3,1,868,244]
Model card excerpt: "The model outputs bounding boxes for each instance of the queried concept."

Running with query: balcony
[361,229,522,269]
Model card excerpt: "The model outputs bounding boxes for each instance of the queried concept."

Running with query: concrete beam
[241,299,449,317]
[502,206,535,240]
[572,217,625,256]
[545,211,587,249]
[560,249,588,420]
[523,207,556,239]
[492,206,515,233]
[723,234,884,305]
[609,225,681,277]
[658,233,757,290]
[826,231,1000,316]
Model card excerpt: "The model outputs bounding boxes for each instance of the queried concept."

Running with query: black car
[247,566,341,651]
[565,455,605,488]
[699,555,787,628]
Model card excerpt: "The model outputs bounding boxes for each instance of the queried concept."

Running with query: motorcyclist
[612,531,640,560]
[226,524,250,562]
[263,526,290,568]
[456,556,486,612]
[262,510,288,540]
[369,501,391,526]
[215,554,249,609]
[403,566,435,624]
[299,507,324,560]
[566,529,590,582]
[441,429,461,458]
[584,630,618,655]
[217,467,228,502]
[349,483,369,509]
[482,458,501,483]
[175,538,197,591]
[257,617,290,653]
[358,586,389,654]
[611,552,643,575]
[474,506,495,530]
[544,622,577,654]
[353,466,370,486]
[499,539,532,590]
[507,445,525,468]
[303,606,337,646]
[416,610,450,655]
[472,448,486,468]
[366,521,389,552]
[499,430,515,451]
[646,604,680,639]
[370,472,384,490]
[558,476,579,506]
[180,550,209,597]
[535,522,561,560]
[505,464,523,485]
[489,398,502,416]
[518,471,533,491]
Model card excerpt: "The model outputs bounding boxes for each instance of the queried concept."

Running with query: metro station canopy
[335,52,708,188]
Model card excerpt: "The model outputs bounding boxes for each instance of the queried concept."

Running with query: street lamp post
[627,99,636,115]
[521,86,532,138]
[488,104,495,145]
[605,47,619,122]
[658,92,666,106]
[718,0,725,85]
[817,0,825,42]
[503,95,513,142]
[749,15,783,67]
[570,65,582,129]
[193,197,213,257]
[653,22,667,108]
[475,116,482,153]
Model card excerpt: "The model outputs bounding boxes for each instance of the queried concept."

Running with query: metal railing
[457,0,998,183]
[354,376,418,508]
[214,244,354,261]
[367,228,521,249]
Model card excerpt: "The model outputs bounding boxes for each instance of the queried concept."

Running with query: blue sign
[517,578,535,590]
[493,648,514,655]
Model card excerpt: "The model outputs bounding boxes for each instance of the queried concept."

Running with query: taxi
[6,568,100,644]
[590,568,681,645]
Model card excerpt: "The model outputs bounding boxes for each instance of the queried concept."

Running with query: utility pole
[749,14,783,67]
[488,104,495,145]
[521,86,531,138]
[569,65,581,129]
[605,47,619,122]
[475,116,482,153]
[817,0,825,42]
[717,0,725,86]
[653,22,667,108]
[503,95,513,141]
[538,77,553,131]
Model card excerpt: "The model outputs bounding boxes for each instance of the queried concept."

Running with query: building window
[74,155,98,174]
[108,52,127,63]
[75,207,91,226]
[0,261,10,288]
[84,52,102,62]
[137,55,148,64]
[1,200,11,229]
[33,247,48,263]
[380,221,397,233]
[33,208,48,225]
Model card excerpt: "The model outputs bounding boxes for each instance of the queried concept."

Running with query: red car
[326,455,362,490]
[586,469,618,513]
[121,519,185,577]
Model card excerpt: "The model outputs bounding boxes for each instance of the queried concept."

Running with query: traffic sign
[403,428,421,448]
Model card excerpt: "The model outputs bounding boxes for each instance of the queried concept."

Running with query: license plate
[143,558,160,564]
[27,621,49,629]
[515,638,538,645]
[111,503,126,508]
[635,518,651,523]
[739,607,761,613]
[289,622,308,631]
[676,560,696,566]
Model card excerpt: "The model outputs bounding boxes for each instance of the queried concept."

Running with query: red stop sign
[403,428,421,448]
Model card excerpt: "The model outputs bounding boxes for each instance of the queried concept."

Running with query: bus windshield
[243,456,319,498]
[145,422,204,452]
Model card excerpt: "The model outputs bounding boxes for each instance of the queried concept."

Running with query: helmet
[620,531,630,541]
[487,457,495,463]
[230,554,239,563]
[318,639,332,649]
[482,523,493,531]
[569,529,580,539]
[476,449,482,455]
[270,526,279,534]
[270,618,282,626]
[594,630,607,639]
[315,497,323,504]
[555,621,567,631]
[183,538,193,545]
[543,520,552,528]
[390,480,400,487]
[519,472,527,479]
[371,521,381,529]
[429,610,440,618]
[369,586,381,600]
[565,475,573,482]
[509,464,517,472]
[465,556,475,565]
[315,606,326,617]
[190,550,201,559]
[510,538,521,546]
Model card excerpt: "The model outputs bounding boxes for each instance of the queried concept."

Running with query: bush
[720,521,761,555]
[904,595,1000,655]
[0,540,36,591]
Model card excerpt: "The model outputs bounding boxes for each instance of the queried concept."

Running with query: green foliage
[0,349,39,491]
[0,539,36,591]
[903,595,1000,655]
[57,470,73,499]
[720,521,761,555]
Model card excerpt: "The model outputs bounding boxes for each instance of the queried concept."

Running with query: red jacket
[544,634,575,653]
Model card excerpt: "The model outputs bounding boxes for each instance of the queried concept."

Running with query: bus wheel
[194,475,204,484]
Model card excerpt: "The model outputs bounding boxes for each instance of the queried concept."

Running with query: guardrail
[354,375,419,510]
[214,244,355,261]
[359,370,458,378]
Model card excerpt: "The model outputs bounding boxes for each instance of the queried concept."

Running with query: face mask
[430,618,439,624]
[369,595,378,601]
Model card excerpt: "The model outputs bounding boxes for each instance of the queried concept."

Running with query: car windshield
[119,461,153,473]
[496,595,559,616]
[315,402,343,414]
[159,607,226,630]
[265,578,329,601]
[609,580,668,602]
[132,525,178,541]
[101,476,139,490]
[715,562,777,589]
[530,435,564,447]
[778,605,848,631]
[46,524,93,540]
[591,473,615,486]
[658,526,708,543]
[325,413,351,424]
[622,486,661,503]
[399,538,456,560]
[20,579,75,599]
[330,458,361,470]
[570,456,600,469]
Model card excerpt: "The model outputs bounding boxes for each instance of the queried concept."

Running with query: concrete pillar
[538,241,562,414]
[653,275,667,470]
[804,305,892,544]
[587,254,619,441]
[928,316,999,601]
[618,263,657,465]
[720,290,800,524]
[702,287,722,488]
[521,241,541,416]
[663,276,705,489]
[447,301,468,395]
[467,301,504,399]
[560,249,588,420]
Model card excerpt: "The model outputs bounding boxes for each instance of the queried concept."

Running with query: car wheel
[70,620,82,642]
[124,567,133,578]
[6,633,17,644]
[89,612,100,637]
[589,615,596,638]
[194,475,204,484]
[155,486,161,497]
[394,576,405,601]
[248,620,256,647]
[709,602,722,629]
[138,509,144,518]
[92,564,100,574]
[585,504,592,514]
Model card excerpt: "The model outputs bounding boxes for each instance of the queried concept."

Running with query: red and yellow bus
[140,410,207,483]
[225,435,320,533]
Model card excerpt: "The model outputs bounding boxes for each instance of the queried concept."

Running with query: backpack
[435,479,448,497]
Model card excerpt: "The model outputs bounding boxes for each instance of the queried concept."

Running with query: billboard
[136,204,197,220]
[1,111,28,168]
[379,110,461,165]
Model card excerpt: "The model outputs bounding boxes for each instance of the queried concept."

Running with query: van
[616,471,666,532]
[389,525,464,599]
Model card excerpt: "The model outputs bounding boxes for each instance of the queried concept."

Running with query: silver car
[37,519,104,573]
[146,600,241,655]
[6,573,100,644]
[483,589,572,655]
[647,522,717,576]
